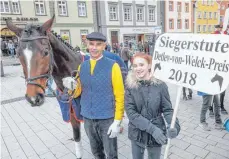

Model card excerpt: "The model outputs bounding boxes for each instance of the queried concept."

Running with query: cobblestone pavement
[1,65,229,159]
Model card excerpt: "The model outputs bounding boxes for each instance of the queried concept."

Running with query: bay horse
[6,16,83,158]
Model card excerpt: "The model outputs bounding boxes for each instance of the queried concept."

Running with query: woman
[125,53,180,159]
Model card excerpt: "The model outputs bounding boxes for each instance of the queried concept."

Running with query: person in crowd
[137,41,144,52]
[144,41,149,54]
[63,32,125,159]
[120,44,131,69]
[125,53,180,159]
[7,40,15,58]
[220,90,228,114]
[198,92,223,131]
[105,42,111,52]
[45,77,55,97]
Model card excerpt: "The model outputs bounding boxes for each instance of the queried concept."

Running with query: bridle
[20,36,53,93]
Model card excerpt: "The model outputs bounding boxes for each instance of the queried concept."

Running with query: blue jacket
[80,56,115,119]
[197,91,208,96]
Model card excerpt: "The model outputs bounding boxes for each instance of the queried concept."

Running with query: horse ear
[6,20,23,37]
[41,15,55,33]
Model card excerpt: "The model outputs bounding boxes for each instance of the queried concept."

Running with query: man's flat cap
[86,32,106,42]
[215,25,222,28]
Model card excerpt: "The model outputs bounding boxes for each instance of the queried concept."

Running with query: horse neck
[48,33,82,90]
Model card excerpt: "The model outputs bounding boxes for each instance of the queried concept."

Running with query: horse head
[6,16,55,106]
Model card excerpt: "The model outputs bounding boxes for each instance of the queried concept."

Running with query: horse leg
[70,112,82,159]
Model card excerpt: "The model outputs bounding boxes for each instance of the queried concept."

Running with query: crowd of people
[1,38,18,58]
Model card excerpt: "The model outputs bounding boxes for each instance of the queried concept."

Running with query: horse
[6,16,83,159]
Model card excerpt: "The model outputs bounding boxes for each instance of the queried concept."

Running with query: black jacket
[125,72,180,147]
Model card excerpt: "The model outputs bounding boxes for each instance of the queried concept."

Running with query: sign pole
[164,86,183,159]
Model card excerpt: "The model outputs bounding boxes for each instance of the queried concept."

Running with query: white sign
[152,33,229,95]
[223,8,229,32]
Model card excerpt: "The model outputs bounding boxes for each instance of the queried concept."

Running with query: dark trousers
[84,117,118,159]
[124,61,128,69]
[131,140,161,159]
[200,95,222,124]
[220,91,226,108]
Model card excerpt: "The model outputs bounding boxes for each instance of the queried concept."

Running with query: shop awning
[0,28,16,37]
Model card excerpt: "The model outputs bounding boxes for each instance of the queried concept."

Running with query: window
[148,7,155,22]
[12,0,20,14]
[136,7,144,21]
[197,25,201,32]
[0,0,10,13]
[211,0,214,5]
[203,25,206,32]
[169,19,174,29]
[208,25,211,32]
[185,19,189,29]
[78,2,87,17]
[34,0,46,15]
[58,1,67,16]
[220,16,224,22]
[198,11,202,19]
[214,12,217,19]
[80,30,88,43]
[177,2,181,12]
[177,19,181,29]
[123,5,131,21]
[209,12,212,19]
[169,1,173,11]
[204,12,207,19]
[185,3,189,12]
[109,4,118,20]
[221,5,225,10]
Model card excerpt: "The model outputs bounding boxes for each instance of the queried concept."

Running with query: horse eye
[44,49,49,56]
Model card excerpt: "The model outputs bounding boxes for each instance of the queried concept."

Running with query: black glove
[152,127,167,145]
[167,127,178,139]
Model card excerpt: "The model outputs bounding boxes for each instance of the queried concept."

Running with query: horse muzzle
[25,93,44,106]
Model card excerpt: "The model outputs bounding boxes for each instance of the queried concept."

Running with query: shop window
[109,4,118,21]
[169,19,174,29]
[0,0,10,13]
[148,6,155,22]
[58,0,68,16]
[123,5,131,21]
[78,1,87,17]
[169,1,173,11]
[136,6,144,21]
[177,2,181,12]
[60,30,71,44]
[34,0,46,15]
[185,3,189,13]
[12,0,20,14]
[185,19,189,29]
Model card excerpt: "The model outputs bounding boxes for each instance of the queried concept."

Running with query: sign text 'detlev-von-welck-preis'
[152,33,229,95]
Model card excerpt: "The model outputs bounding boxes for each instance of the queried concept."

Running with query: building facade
[94,0,163,46]
[164,0,193,33]
[216,0,229,26]
[0,0,94,47]
[194,0,219,34]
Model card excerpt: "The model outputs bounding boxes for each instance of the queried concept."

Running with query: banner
[152,33,229,95]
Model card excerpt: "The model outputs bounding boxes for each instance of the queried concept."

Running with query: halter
[20,36,53,93]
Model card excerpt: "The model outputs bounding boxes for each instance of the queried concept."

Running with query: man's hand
[167,127,178,139]
[151,126,167,145]
[107,120,121,138]
[62,77,77,90]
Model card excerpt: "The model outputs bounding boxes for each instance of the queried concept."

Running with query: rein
[20,36,53,93]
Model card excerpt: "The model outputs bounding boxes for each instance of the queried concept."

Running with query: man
[198,91,223,131]
[210,24,228,115]
[63,32,124,159]
[120,44,130,69]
